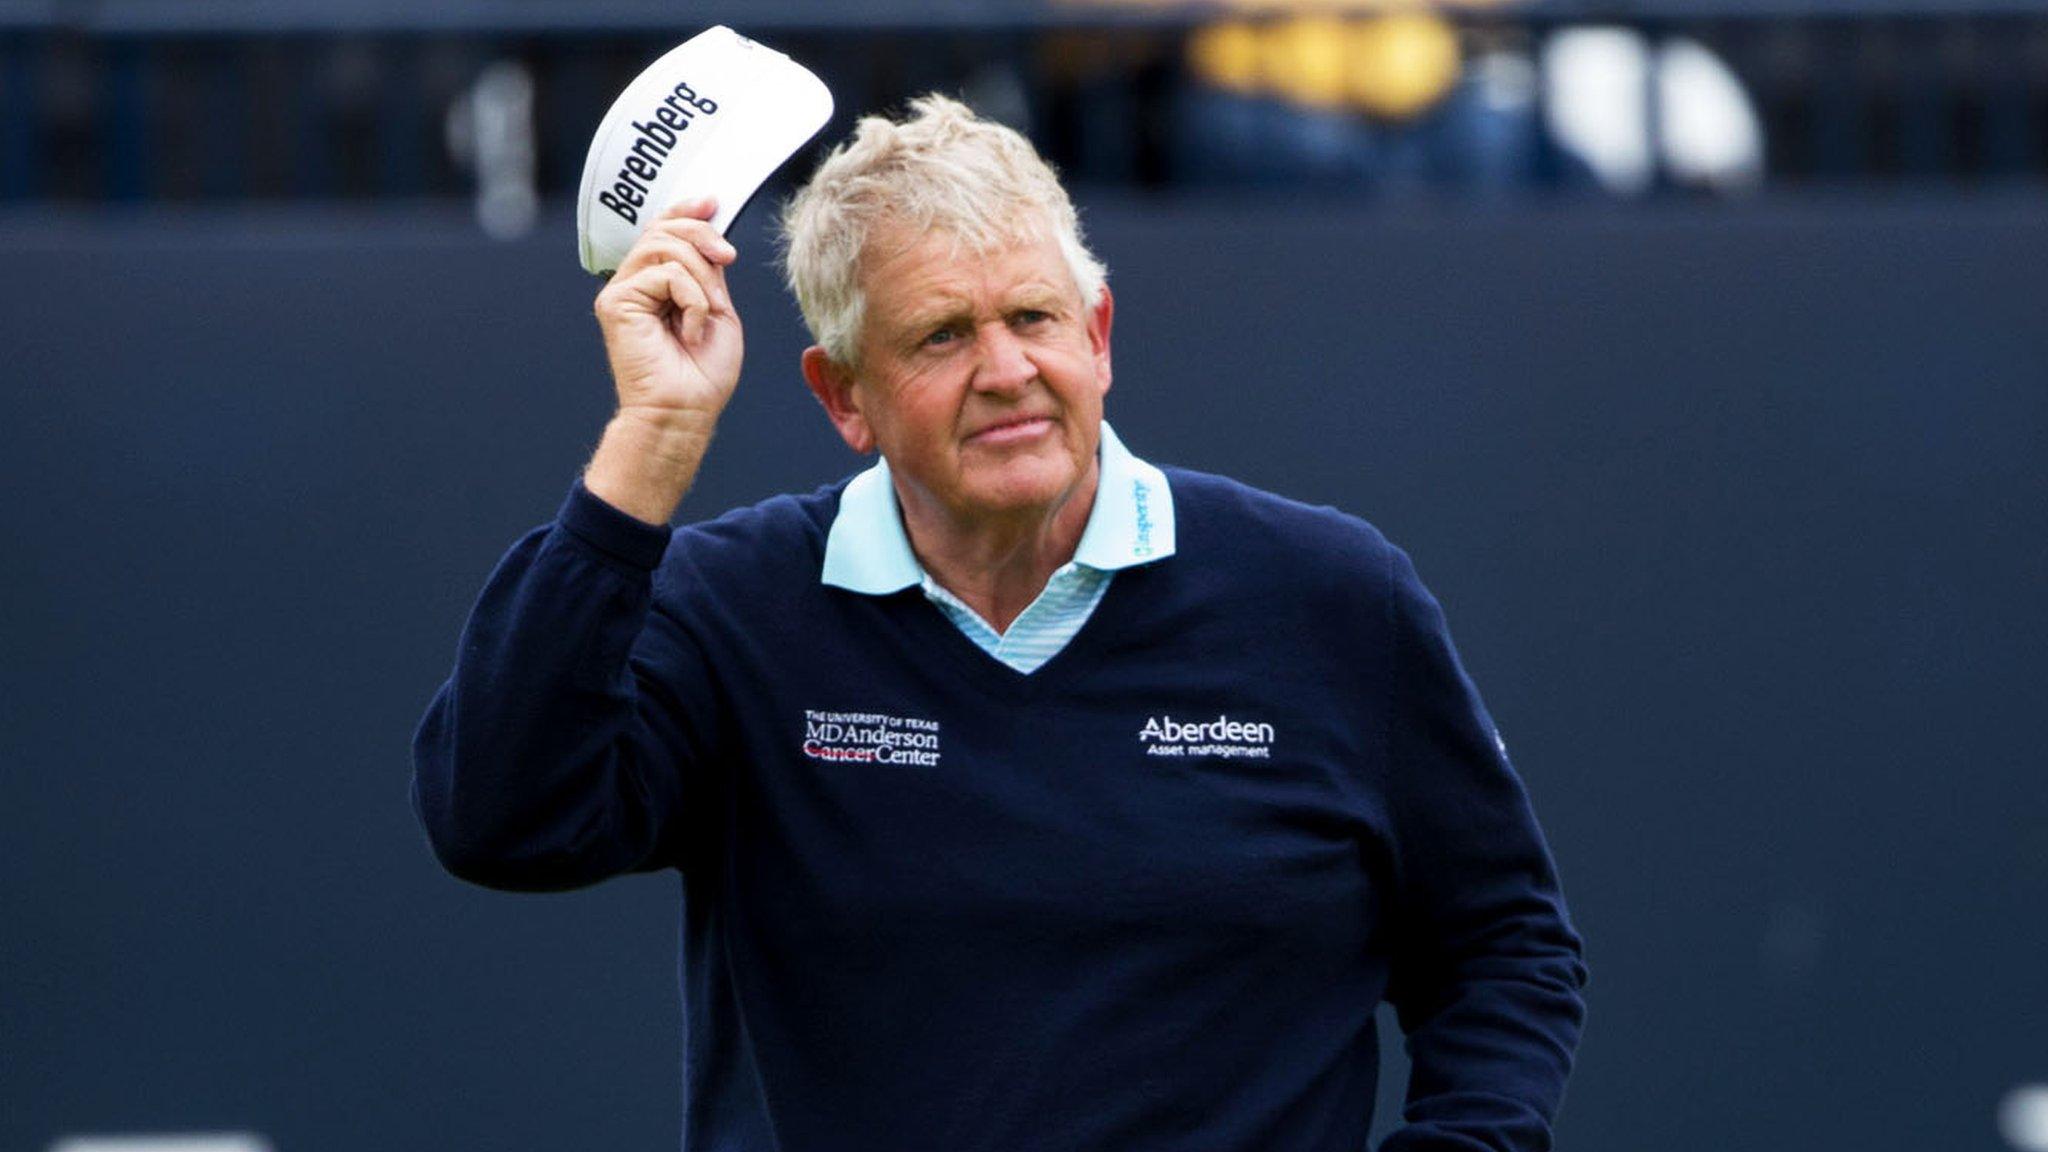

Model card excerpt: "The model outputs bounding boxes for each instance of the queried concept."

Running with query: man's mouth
[965,415,1055,446]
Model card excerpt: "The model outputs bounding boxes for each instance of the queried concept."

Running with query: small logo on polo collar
[1132,479,1157,558]
[1138,713,1274,759]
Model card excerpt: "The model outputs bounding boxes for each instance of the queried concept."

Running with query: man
[414,95,1586,1151]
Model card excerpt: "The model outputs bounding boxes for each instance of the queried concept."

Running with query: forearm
[582,406,718,526]
[414,196,735,884]
[1382,902,1588,1152]
[411,484,691,890]
[1380,543,1588,1149]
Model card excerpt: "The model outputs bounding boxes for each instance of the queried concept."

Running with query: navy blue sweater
[413,469,1586,1152]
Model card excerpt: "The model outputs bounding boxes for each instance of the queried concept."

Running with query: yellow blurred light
[1187,21,1265,94]
[1347,12,1462,118]
[1061,0,1518,12]
[1262,16,1356,109]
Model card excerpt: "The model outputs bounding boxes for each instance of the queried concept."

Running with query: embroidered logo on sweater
[802,709,943,767]
[1138,714,1275,760]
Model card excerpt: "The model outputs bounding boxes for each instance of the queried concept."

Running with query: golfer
[414,94,1586,1151]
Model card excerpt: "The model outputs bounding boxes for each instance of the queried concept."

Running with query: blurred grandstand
[5,0,2047,216]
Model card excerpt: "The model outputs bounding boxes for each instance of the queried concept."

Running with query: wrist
[582,408,717,526]
[612,403,719,446]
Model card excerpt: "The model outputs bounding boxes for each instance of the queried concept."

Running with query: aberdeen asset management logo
[1138,713,1276,760]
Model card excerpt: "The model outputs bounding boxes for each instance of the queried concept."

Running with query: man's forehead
[861,225,1074,322]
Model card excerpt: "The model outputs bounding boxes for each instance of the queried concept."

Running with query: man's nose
[970,323,1036,395]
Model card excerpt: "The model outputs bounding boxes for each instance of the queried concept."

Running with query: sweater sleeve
[410,480,723,892]
[1377,546,1588,1152]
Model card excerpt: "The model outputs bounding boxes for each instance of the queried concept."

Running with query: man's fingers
[611,213,736,302]
[643,212,738,266]
[657,237,732,315]
[655,260,712,320]
[599,256,711,324]
[671,266,711,347]
[663,195,716,219]
[613,236,732,314]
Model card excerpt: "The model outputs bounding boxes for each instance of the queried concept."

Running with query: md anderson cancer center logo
[1139,714,1276,759]
[802,709,943,767]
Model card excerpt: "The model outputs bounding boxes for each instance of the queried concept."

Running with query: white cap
[575,26,833,275]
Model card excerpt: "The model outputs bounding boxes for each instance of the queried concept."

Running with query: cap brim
[577,26,833,275]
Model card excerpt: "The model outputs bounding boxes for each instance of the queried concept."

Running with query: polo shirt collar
[820,421,1176,595]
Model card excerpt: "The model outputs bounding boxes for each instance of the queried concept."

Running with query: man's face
[810,223,1113,528]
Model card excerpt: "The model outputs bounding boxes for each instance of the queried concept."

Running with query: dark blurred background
[3,2,2045,1151]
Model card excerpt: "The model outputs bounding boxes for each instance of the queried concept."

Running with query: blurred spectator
[1173,18,1378,186]
[1167,10,1763,195]
[1543,27,1765,194]
[1169,12,1557,191]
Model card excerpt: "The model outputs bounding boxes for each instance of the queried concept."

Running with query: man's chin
[958,462,1083,519]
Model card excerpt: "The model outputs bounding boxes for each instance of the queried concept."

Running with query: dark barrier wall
[4,197,2044,1152]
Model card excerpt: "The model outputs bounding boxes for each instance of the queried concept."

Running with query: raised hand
[583,197,745,525]
[593,197,745,422]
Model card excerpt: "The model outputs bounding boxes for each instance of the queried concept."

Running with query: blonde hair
[779,93,1108,366]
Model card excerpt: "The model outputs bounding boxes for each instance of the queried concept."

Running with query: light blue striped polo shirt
[820,422,1177,674]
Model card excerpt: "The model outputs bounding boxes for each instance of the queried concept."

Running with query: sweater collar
[821,421,1176,595]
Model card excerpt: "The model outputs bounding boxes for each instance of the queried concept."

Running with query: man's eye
[1014,310,1052,326]
[922,327,957,348]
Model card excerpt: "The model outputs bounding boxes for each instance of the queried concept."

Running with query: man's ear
[801,346,876,454]
[1087,285,1114,394]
